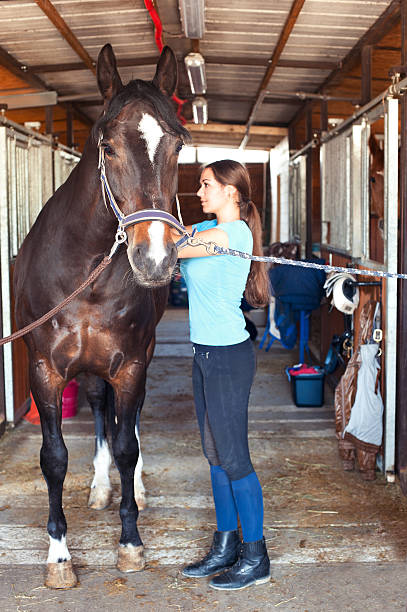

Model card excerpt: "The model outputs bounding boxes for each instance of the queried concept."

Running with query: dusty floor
[0,309,406,611]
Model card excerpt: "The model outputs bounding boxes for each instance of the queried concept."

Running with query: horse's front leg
[31,364,78,589]
[85,375,113,510]
[112,371,146,573]
[132,336,156,510]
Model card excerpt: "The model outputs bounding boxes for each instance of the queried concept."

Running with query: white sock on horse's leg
[134,424,146,510]
[88,438,112,509]
[47,534,70,563]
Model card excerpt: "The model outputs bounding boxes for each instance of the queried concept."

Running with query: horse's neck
[56,144,117,251]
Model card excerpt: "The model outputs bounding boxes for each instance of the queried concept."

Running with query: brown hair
[205,159,270,308]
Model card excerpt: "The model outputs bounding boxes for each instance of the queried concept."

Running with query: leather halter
[97,131,191,248]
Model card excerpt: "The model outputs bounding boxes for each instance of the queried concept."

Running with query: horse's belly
[50,322,152,381]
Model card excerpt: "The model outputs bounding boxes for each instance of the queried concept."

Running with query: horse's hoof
[88,486,112,510]
[117,544,145,573]
[135,491,147,511]
[45,560,78,589]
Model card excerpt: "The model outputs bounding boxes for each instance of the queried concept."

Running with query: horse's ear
[152,46,177,97]
[97,44,123,105]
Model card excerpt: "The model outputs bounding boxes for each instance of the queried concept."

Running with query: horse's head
[368,133,384,236]
[94,44,190,287]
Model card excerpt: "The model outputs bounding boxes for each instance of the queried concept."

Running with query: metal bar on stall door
[384,96,399,480]
[360,118,370,261]
[0,127,14,423]
[351,124,363,259]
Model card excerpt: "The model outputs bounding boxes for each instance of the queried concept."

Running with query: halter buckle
[115,226,127,243]
[108,226,128,259]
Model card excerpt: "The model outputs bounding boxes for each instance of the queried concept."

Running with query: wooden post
[397,0,407,495]
[320,99,328,133]
[45,105,53,135]
[305,103,313,258]
[361,45,372,106]
[66,103,73,148]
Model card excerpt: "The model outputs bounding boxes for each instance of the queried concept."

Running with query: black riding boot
[182,530,240,578]
[209,537,270,590]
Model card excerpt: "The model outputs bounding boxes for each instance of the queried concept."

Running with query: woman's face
[197,168,229,215]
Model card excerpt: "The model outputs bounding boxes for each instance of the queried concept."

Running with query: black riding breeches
[192,338,256,481]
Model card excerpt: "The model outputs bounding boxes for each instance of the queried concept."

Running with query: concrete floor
[0,308,406,611]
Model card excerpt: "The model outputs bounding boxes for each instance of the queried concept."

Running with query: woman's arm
[172,227,229,258]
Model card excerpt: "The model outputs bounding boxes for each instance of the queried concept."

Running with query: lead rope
[0,231,127,348]
[0,258,111,348]
[185,236,407,281]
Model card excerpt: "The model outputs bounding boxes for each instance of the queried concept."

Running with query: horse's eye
[370,176,376,183]
[103,143,115,156]
[175,142,184,154]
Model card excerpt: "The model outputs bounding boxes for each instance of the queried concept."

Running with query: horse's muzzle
[128,240,178,287]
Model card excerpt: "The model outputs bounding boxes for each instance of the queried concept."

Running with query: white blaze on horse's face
[137,113,168,266]
[147,221,167,266]
[138,113,164,165]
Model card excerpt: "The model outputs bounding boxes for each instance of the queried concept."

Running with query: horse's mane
[92,79,190,143]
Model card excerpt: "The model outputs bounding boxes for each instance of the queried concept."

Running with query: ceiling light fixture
[192,96,208,124]
[184,52,206,95]
[179,0,205,39]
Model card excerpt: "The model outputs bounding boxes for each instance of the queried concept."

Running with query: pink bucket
[62,379,79,419]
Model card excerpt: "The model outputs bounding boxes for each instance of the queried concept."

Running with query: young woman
[174,160,270,591]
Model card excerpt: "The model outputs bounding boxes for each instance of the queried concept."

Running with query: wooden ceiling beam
[75,92,302,108]
[240,0,306,148]
[185,122,288,137]
[34,0,96,75]
[195,93,302,106]
[26,57,337,75]
[27,56,160,74]
[375,45,401,51]
[206,57,336,70]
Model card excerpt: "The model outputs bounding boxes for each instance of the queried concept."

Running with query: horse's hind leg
[85,375,112,510]
[31,365,78,589]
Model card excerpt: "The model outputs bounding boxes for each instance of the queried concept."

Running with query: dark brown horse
[13,44,188,588]
[369,133,385,262]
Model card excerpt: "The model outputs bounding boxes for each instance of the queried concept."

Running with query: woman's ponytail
[240,200,270,308]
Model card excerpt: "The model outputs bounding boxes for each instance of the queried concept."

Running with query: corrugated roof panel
[256,104,299,125]
[207,99,252,123]
[283,0,392,63]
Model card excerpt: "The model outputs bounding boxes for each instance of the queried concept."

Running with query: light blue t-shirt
[180,219,253,346]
